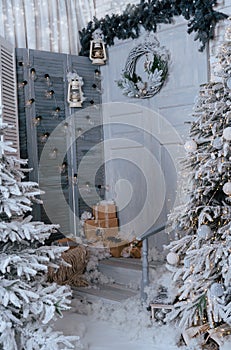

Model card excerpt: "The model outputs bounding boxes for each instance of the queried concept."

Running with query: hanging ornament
[166,252,179,265]
[40,132,50,143]
[45,89,54,99]
[44,73,52,86]
[52,107,61,119]
[30,68,37,81]
[18,80,28,89]
[197,225,212,239]
[212,137,223,150]
[184,140,197,152]
[210,283,225,297]
[48,148,58,159]
[33,115,42,126]
[223,181,231,195]
[226,77,231,90]
[67,72,86,108]
[89,29,107,65]
[223,127,231,141]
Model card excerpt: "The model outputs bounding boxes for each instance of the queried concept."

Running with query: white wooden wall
[101,16,208,249]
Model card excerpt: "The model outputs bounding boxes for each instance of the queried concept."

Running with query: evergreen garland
[79,0,228,56]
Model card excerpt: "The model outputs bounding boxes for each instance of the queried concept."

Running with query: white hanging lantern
[89,29,107,65]
[67,72,85,108]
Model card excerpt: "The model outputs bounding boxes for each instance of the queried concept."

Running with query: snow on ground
[53,300,231,350]
[53,263,183,350]
[53,299,182,350]
[52,248,231,349]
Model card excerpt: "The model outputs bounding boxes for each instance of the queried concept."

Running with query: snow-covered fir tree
[0,123,78,349]
[166,17,231,332]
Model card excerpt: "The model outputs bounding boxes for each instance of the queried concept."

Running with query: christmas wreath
[117,38,169,99]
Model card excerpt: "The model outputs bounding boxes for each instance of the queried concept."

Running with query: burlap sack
[47,245,89,287]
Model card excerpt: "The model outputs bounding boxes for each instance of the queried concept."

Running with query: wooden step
[71,257,162,303]
[98,257,142,286]
[72,282,138,304]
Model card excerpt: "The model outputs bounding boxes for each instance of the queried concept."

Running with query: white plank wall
[101,16,209,249]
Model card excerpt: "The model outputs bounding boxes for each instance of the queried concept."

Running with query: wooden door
[101,18,208,247]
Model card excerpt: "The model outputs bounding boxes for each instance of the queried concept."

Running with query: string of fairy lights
[18,58,104,193]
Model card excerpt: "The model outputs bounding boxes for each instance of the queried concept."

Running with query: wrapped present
[84,223,119,243]
[98,218,118,228]
[93,201,117,220]
[84,220,103,242]
[103,235,129,258]
[84,219,98,228]
[182,324,210,346]
[108,241,129,258]
[182,323,231,348]
[206,323,231,346]
[120,239,142,258]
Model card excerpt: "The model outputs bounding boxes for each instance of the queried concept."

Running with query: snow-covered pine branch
[0,123,78,348]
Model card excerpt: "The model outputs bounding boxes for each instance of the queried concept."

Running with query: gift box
[98,218,118,228]
[84,219,98,228]
[103,235,129,258]
[84,223,119,243]
[107,241,129,258]
[93,203,117,220]
[84,218,118,229]
[84,220,102,242]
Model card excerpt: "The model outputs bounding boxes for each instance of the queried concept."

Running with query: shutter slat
[0,36,19,157]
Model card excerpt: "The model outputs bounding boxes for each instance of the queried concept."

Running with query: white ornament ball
[197,225,212,239]
[210,283,225,297]
[227,77,231,89]
[223,181,231,195]
[184,140,197,153]
[166,252,179,265]
[223,127,231,141]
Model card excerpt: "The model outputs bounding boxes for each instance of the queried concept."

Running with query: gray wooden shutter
[0,36,19,157]
[16,48,104,238]
[68,54,105,217]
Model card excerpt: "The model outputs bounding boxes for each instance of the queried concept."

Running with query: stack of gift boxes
[84,201,128,257]
[84,201,118,243]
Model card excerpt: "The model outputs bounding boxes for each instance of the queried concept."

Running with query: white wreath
[117,38,169,99]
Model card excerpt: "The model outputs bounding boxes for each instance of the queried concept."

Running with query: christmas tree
[166,17,231,334]
[0,123,78,349]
